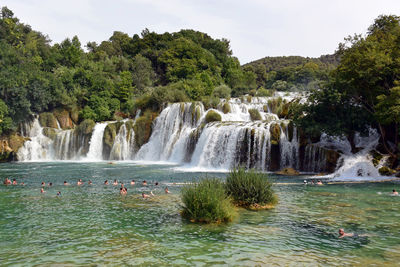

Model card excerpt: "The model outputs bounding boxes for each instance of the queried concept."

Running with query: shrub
[181,178,237,223]
[248,109,262,121]
[133,110,158,147]
[205,110,222,123]
[212,84,231,99]
[225,168,277,209]
[38,112,58,128]
[256,87,275,97]
[222,102,231,114]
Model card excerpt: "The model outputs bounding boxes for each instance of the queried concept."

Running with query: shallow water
[1,162,400,266]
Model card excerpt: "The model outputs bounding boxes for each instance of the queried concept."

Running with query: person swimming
[3,178,11,185]
[142,192,152,198]
[130,180,135,185]
[392,189,399,196]
[49,182,53,187]
[113,179,118,186]
[77,179,83,186]
[338,228,354,238]
[40,188,45,194]
[317,180,323,185]
[165,187,170,194]
[155,182,159,186]
[20,182,25,186]
[64,181,69,185]
[142,180,147,186]
[88,180,92,185]
[303,180,307,185]
[56,191,61,196]
[120,187,127,195]
[12,179,17,185]
[41,182,46,187]
[104,180,109,185]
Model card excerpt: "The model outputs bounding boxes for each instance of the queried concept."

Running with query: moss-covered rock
[379,166,396,176]
[8,134,26,152]
[54,109,74,129]
[39,112,58,128]
[270,123,281,145]
[205,110,222,123]
[70,106,79,124]
[287,121,294,142]
[248,109,262,121]
[324,149,340,173]
[263,105,269,113]
[222,103,231,114]
[76,119,96,135]
[277,100,290,118]
[371,150,384,167]
[42,127,57,140]
[246,95,252,103]
[276,167,300,176]
[0,134,27,162]
[133,111,158,148]
[103,123,117,158]
[267,97,283,114]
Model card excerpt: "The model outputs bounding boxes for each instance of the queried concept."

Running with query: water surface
[1,162,399,266]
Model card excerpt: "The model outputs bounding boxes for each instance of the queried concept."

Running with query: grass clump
[225,168,277,210]
[181,178,237,223]
[248,108,262,121]
[222,102,231,114]
[205,110,222,123]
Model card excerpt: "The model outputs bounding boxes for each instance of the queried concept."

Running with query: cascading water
[85,122,108,161]
[17,118,54,161]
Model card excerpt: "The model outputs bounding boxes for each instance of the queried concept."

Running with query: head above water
[339,228,345,235]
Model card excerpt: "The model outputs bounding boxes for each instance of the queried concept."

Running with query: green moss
[133,111,158,148]
[371,150,384,167]
[70,106,79,124]
[39,112,58,128]
[222,103,231,114]
[246,95,252,103]
[267,97,283,114]
[76,119,96,135]
[379,166,396,176]
[263,105,268,113]
[270,123,281,144]
[42,127,57,140]
[287,121,294,142]
[248,109,262,121]
[8,134,26,152]
[103,123,117,153]
[205,110,222,123]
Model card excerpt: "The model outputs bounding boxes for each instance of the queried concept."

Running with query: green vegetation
[222,102,231,114]
[181,178,237,223]
[205,110,222,123]
[0,6,256,135]
[243,55,338,92]
[225,168,277,209]
[248,109,262,121]
[292,15,400,163]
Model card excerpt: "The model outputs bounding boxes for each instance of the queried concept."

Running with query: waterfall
[110,124,131,160]
[85,122,108,161]
[17,118,54,161]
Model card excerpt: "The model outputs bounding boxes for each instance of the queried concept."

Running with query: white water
[84,123,108,161]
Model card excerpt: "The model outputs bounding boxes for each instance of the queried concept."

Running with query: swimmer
[338,228,354,238]
[155,182,159,186]
[120,182,125,188]
[41,182,46,187]
[392,189,399,196]
[142,192,151,198]
[142,180,147,186]
[311,180,315,185]
[12,179,17,185]
[113,179,118,186]
[49,182,53,187]
[56,191,61,196]
[20,182,25,186]
[4,178,11,185]
[88,180,92,185]
[130,180,135,185]
[165,187,170,194]
[317,180,323,185]
[303,180,307,185]
[104,180,109,185]
[120,187,127,195]
[64,181,69,185]
[77,179,83,186]
[40,188,45,194]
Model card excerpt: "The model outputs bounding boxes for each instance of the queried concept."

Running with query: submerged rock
[276,167,300,176]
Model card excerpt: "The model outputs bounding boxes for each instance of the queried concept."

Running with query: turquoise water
[1,162,400,266]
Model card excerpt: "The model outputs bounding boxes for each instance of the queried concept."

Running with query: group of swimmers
[3,178,170,198]
[303,179,323,185]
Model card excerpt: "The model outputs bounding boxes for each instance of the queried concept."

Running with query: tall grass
[225,168,277,208]
[181,178,237,223]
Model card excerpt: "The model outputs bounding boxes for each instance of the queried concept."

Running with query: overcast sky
[2,0,400,63]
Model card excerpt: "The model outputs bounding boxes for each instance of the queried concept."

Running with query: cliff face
[0,134,26,162]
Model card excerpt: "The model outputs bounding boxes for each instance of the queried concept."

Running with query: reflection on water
[0,162,399,266]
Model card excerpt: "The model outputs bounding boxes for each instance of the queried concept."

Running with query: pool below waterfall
[1,162,400,266]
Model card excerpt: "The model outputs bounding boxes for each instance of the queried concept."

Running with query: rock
[270,123,281,145]
[103,123,117,159]
[371,150,383,167]
[205,110,221,123]
[324,149,340,173]
[276,167,300,176]
[54,109,74,129]
[133,111,158,148]
[379,166,396,176]
[248,109,262,121]
[42,127,57,140]
[39,112,58,128]
[76,119,96,135]
[0,134,27,162]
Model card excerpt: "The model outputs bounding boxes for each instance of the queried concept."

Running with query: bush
[248,109,262,121]
[181,178,237,223]
[256,87,275,97]
[133,110,158,147]
[222,102,231,114]
[205,110,222,123]
[225,168,277,209]
[212,84,231,99]
[201,95,220,110]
